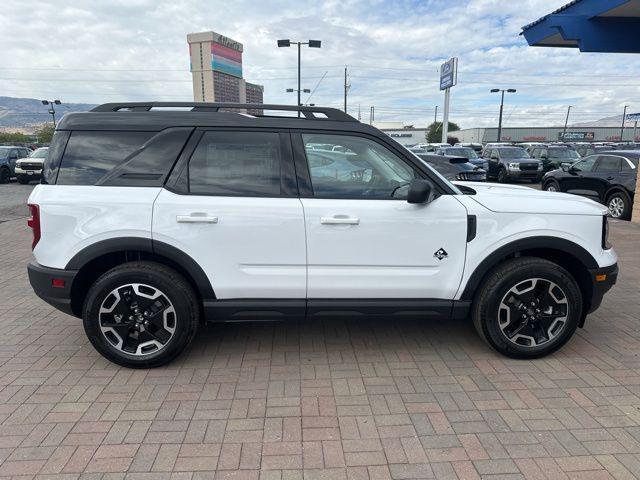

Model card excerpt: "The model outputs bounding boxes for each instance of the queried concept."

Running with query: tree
[426,121,460,143]
[34,123,55,144]
[0,131,31,143]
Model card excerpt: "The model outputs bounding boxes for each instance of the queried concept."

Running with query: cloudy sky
[2,0,638,128]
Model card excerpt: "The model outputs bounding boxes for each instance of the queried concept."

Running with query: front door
[296,132,468,301]
[153,130,307,306]
[560,155,600,201]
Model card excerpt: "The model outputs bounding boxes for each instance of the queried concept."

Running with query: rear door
[153,129,307,304]
[592,155,623,201]
[294,131,468,301]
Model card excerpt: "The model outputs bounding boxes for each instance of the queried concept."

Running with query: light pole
[562,105,572,141]
[41,99,61,128]
[620,105,629,141]
[277,39,321,114]
[490,89,516,142]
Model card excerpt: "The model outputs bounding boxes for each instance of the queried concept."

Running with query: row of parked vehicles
[0,145,47,183]
[405,141,637,220]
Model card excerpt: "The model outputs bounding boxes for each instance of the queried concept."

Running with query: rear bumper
[27,261,78,316]
[586,262,618,315]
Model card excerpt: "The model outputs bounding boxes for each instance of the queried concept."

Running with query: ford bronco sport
[27,103,618,368]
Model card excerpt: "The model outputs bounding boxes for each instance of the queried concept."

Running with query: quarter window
[188,131,282,196]
[302,134,416,199]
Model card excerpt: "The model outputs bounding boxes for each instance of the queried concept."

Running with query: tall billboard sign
[439,57,458,91]
[211,33,243,78]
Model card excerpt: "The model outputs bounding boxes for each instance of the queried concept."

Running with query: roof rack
[90,102,357,122]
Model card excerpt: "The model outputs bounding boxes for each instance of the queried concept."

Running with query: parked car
[0,146,31,183]
[15,147,48,184]
[414,153,486,182]
[529,145,581,172]
[542,150,638,220]
[435,146,487,169]
[482,146,543,182]
[454,142,483,153]
[575,145,611,158]
[27,102,617,367]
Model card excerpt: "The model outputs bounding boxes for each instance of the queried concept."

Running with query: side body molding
[65,237,216,300]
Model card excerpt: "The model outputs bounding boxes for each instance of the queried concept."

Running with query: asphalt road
[0,181,36,223]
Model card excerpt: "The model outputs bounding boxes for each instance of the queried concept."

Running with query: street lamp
[41,99,62,128]
[277,39,321,114]
[490,89,516,142]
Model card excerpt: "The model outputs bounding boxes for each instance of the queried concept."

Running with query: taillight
[27,203,40,250]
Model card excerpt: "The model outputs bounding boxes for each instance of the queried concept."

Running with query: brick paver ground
[1,205,639,479]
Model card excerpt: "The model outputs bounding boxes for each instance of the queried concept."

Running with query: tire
[0,167,9,184]
[83,261,200,368]
[606,191,632,220]
[497,167,508,183]
[544,180,560,192]
[472,257,582,359]
[17,175,30,184]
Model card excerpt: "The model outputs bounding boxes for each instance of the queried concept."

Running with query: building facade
[456,126,640,144]
[187,31,264,105]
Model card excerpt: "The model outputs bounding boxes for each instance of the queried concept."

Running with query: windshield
[549,148,580,159]
[443,148,478,159]
[499,147,529,159]
[30,148,48,158]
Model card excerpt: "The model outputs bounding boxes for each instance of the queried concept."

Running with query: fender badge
[434,248,448,260]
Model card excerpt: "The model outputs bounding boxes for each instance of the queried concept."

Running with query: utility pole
[620,105,629,141]
[343,66,350,113]
[357,104,361,121]
[562,105,572,140]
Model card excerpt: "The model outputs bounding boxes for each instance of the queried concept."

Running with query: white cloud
[1,0,638,128]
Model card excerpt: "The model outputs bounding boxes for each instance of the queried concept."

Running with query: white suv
[27,103,618,368]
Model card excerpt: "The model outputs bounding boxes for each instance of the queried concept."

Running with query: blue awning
[521,0,640,53]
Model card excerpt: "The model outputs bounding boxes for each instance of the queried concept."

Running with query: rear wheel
[0,167,10,184]
[83,261,199,368]
[606,191,632,220]
[472,257,581,358]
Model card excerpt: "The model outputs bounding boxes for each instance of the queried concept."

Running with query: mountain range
[0,96,96,130]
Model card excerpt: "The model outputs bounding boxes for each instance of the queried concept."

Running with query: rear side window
[57,131,153,185]
[595,156,621,172]
[188,131,282,196]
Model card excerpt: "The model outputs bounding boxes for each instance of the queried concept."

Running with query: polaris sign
[439,58,458,91]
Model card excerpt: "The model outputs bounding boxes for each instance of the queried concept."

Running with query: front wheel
[606,191,632,220]
[17,175,30,184]
[497,168,508,183]
[472,257,581,358]
[543,180,560,192]
[83,261,200,368]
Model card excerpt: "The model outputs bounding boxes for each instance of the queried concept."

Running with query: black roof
[601,150,640,158]
[57,102,384,135]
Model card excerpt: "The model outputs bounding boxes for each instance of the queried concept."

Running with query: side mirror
[407,179,433,204]
[541,154,548,160]
[490,154,498,160]
[568,165,580,174]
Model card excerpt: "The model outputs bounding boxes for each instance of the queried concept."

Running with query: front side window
[573,156,597,172]
[188,131,281,196]
[302,134,416,199]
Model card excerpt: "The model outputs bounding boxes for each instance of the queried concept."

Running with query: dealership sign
[440,58,458,90]
[626,113,640,122]
[558,131,595,141]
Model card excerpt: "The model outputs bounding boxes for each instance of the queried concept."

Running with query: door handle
[176,214,218,224]
[320,215,360,225]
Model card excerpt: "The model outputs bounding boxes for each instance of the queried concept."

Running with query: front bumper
[507,169,542,180]
[585,262,618,316]
[15,166,42,176]
[27,261,78,316]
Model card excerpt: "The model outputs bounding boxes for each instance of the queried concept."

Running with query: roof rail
[90,102,357,122]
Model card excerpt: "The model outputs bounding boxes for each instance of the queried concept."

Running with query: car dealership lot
[1,184,640,478]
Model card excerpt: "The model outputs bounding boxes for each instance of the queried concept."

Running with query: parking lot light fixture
[491,89,516,142]
[276,38,322,115]
[41,99,62,128]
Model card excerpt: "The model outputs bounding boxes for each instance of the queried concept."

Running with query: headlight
[508,163,520,170]
[602,215,611,249]
[537,163,543,170]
